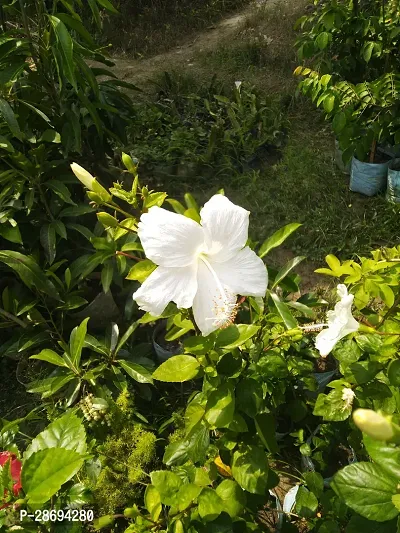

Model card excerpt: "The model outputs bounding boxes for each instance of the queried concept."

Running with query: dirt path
[97,0,295,88]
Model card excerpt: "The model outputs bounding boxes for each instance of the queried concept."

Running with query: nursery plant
[1,157,398,531]
[294,0,400,165]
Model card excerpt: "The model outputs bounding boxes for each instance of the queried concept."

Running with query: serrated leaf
[22,448,84,503]
[24,412,86,460]
[332,462,398,522]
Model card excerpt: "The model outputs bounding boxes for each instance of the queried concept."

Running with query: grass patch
[99,0,249,57]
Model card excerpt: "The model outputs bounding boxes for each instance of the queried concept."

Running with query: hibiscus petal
[138,207,205,267]
[133,265,198,316]
[200,195,249,262]
[209,247,268,297]
[193,260,237,336]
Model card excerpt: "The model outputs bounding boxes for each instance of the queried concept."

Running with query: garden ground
[96,0,399,288]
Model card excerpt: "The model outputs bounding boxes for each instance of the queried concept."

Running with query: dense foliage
[0,1,399,533]
[294,0,400,162]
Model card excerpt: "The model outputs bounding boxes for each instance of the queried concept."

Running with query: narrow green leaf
[272,256,305,288]
[30,349,68,368]
[118,360,153,384]
[49,16,77,90]
[69,317,89,368]
[270,292,297,329]
[40,224,57,265]
[0,251,61,300]
[258,223,302,258]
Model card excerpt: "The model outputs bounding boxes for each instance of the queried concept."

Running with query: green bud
[14,498,27,506]
[353,409,395,441]
[87,191,104,204]
[123,506,140,519]
[93,515,115,530]
[174,519,184,533]
[122,152,137,174]
[97,212,119,228]
[92,180,112,203]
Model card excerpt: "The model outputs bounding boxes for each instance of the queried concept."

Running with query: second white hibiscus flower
[132,194,268,336]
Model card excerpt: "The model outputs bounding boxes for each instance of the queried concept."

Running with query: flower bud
[124,506,140,519]
[122,153,138,174]
[97,212,119,228]
[71,163,95,190]
[93,515,115,530]
[353,409,394,441]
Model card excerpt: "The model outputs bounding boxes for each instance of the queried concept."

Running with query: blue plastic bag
[386,158,400,203]
[350,157,390,196]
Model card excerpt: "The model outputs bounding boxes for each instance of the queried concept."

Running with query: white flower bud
[71,163,95,190]
[353,409,394,441]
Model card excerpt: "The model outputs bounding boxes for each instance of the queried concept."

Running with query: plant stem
[116,251,143,261]
[381,293,400,326]
[369,139,377,163]
[18,0,40,67]
[0,307,27,328]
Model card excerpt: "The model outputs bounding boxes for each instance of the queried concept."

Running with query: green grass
[98,0,249,57]
[137,0,400,263]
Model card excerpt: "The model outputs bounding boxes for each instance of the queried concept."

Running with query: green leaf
[387,360,400,387]
[0,251,61,300]
[323,94,335,113]
[69,317,89,368]
[255,413,278,454]
[150,470,182,506]
[30,349,68,368]
[363,435,400,480]
[346,515,397,533]
[313,388,352,421]
[49,16,77,90]
[303,471,324,498]
[332,462,398,522]
[363,42,375,63]
[216,324,260,350]
[0,98,22,139]
[56,13,96,46]
[144,485,162,521]
[40,224,57,265]
[215,480,246,518]
[270,292,297,329]
[176,484,202,512]
[236,378,263,418]
[87,0,101,27]
[198,488,223,521]
[258,223,302,258]
[22,448,84,504]
[27,374,75,398]
[332,112,346,134]
[118,360,153,384]
[24,412,86,460]
[126,259,157,283]
[205,383,235,428]
[231,445,271,495]
[153,354,200,382]
[101,263,113,293]
[272,256,305,288]
[96,0,119,13]
[46,180,76,205]
[315,31,330,50]
[295,486,318,518]
[0,223,22,244]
